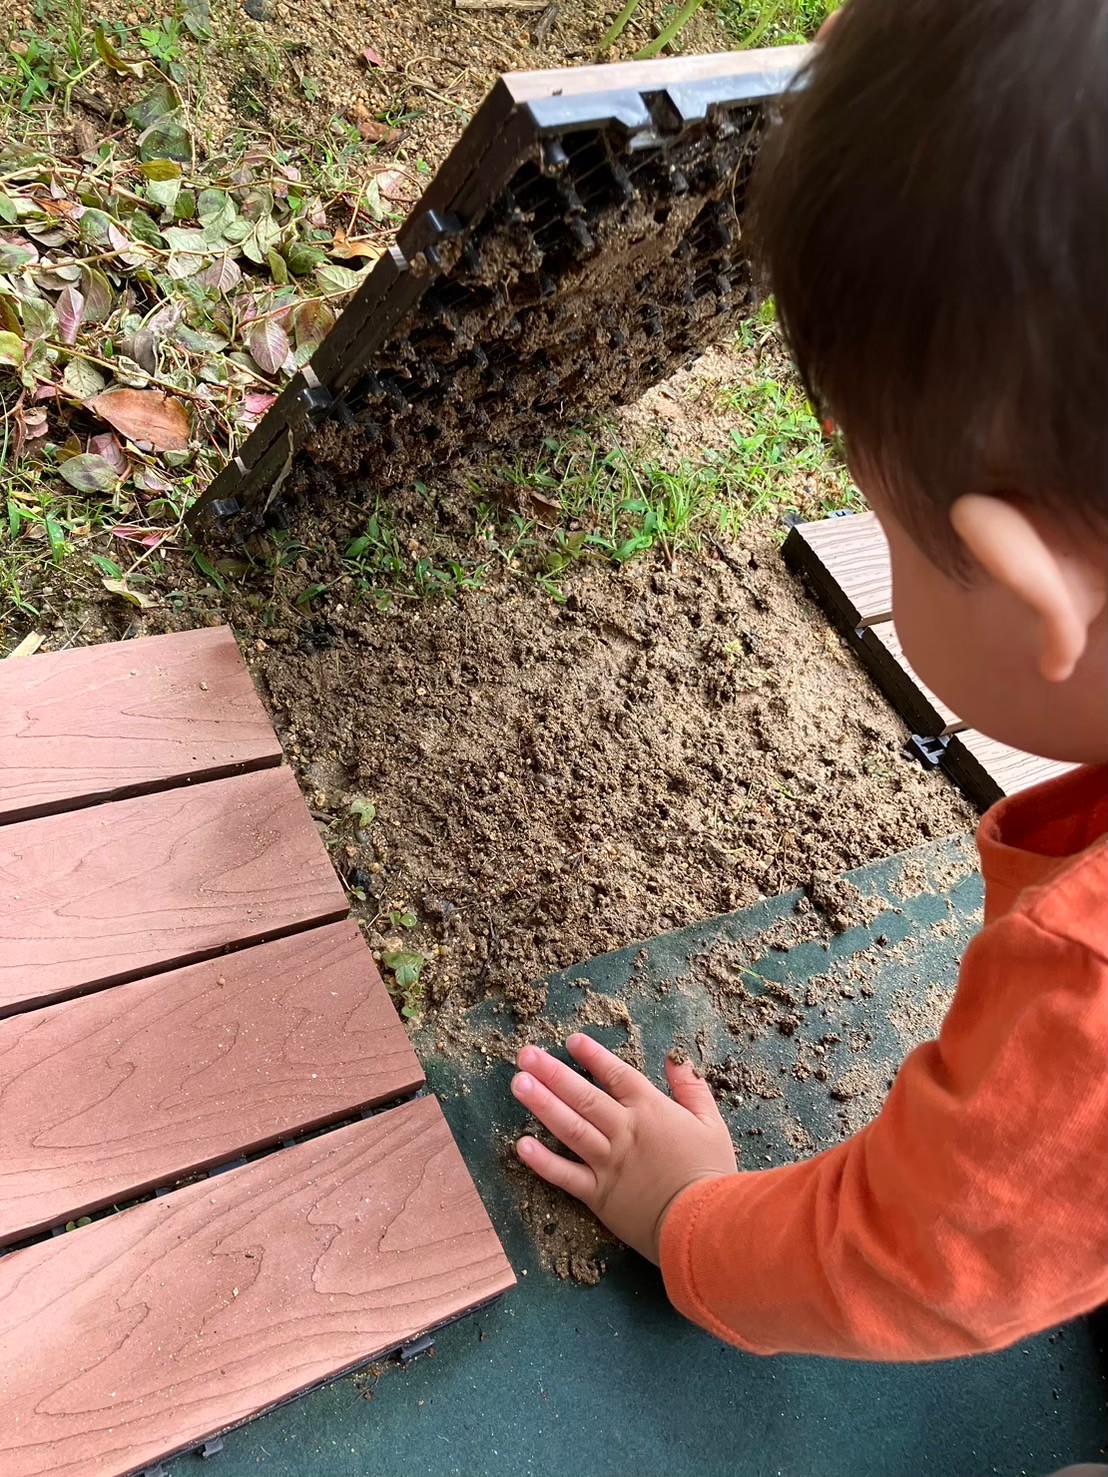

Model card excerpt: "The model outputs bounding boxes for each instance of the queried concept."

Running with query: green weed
[382,949,425,1020]
[343,499,486,609]
[718,0,837,47]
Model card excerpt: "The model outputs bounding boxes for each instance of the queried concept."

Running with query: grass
[718,0,836,47]
[599,0,836,57]
[323,327,857,613]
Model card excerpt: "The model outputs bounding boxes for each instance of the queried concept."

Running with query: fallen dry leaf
[102,576,156,608]
[331,228,386,262]
[87,388,191,451]
[345,105,399,144]
[360,45,386,66]
[376,169,414,203]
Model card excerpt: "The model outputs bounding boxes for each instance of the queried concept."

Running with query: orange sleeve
[659,855,1108,1360]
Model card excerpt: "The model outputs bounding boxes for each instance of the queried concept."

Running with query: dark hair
[750,0,1108,559]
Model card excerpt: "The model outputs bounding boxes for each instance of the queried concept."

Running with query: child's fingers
[512,1071,611,1163]
[517,1044,623,1135]
[516,1135,596,1201]
[566,1032,650,1105]
[664,1054,724,1124]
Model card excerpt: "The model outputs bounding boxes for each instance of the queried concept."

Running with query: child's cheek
[884,521,971,712]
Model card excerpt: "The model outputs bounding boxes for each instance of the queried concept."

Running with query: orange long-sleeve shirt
[660,763,1108,1360]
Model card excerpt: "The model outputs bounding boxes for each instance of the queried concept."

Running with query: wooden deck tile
[0,921,423,1245]
[0,1097,515,1477]
[856,621,965,737]
[783,511,892,628]
[0,628,281,825]
[942,730,1077,810]
[0,767,348,1017]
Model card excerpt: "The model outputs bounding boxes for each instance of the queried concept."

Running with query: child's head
[752,0,1107,765]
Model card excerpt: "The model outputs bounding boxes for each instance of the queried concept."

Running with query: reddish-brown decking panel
[942,730,1076,810]
[0,766,348,1017]
[0,921,423,1245]
[857,621,965,737]
[0,1097,516,1477]
[783,511,893,628]
[0,628,282,825]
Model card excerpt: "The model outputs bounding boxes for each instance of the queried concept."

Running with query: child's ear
[950,493,1108,683]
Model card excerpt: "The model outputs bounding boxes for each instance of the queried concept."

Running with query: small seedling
[382,950,425,1020]
[349,797,377,828]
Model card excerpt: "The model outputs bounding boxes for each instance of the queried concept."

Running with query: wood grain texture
[0,767,348,1017]
[0,921,423,1245]
[857,622,965,737]
[0,1097,515,1477]
[784,512,892,627]
[0,628,281,825]
[942,730,1076,810]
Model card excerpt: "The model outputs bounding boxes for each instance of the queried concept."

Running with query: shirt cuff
[658,1173,766,1352]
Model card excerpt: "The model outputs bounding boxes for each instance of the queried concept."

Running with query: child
[510,0,1108,1360]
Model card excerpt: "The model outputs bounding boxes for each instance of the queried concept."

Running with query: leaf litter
[0,5,407,605]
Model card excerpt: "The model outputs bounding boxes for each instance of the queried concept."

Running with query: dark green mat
[169,836,1107,1477]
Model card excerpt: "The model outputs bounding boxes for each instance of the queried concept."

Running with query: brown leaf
[102,576,156,608]
[522,488,562,523]
[22,406,48,441]
[292,298,336,354]
[87,388,191,451]
[360,119,400,144]
[360,45,386,66]
[331,227,385,261]
[73,119,99,154]
[376,169,414,203]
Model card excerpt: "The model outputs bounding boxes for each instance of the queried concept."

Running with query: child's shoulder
[979,764,1107,959]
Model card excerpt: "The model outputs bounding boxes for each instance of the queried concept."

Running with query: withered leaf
[87,388,191,450]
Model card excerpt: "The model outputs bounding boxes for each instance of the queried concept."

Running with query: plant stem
[633,0,708,58]
[44,342,212,401]
[597,0,643,53]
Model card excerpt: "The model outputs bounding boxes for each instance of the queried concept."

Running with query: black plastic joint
[424,209,462,240]
[208,1156,248,1178]
[541,138,569,173]
[297,383,332,415]
[399,1334,435,1363]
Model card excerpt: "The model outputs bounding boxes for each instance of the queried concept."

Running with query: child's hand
[512,1033,738,1265]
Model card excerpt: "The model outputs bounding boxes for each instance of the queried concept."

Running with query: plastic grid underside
[188,53,804,528]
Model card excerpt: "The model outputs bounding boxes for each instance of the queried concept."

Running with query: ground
[0,0,974,1044]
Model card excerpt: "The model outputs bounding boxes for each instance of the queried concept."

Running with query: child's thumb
[665,1053,721,1121]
